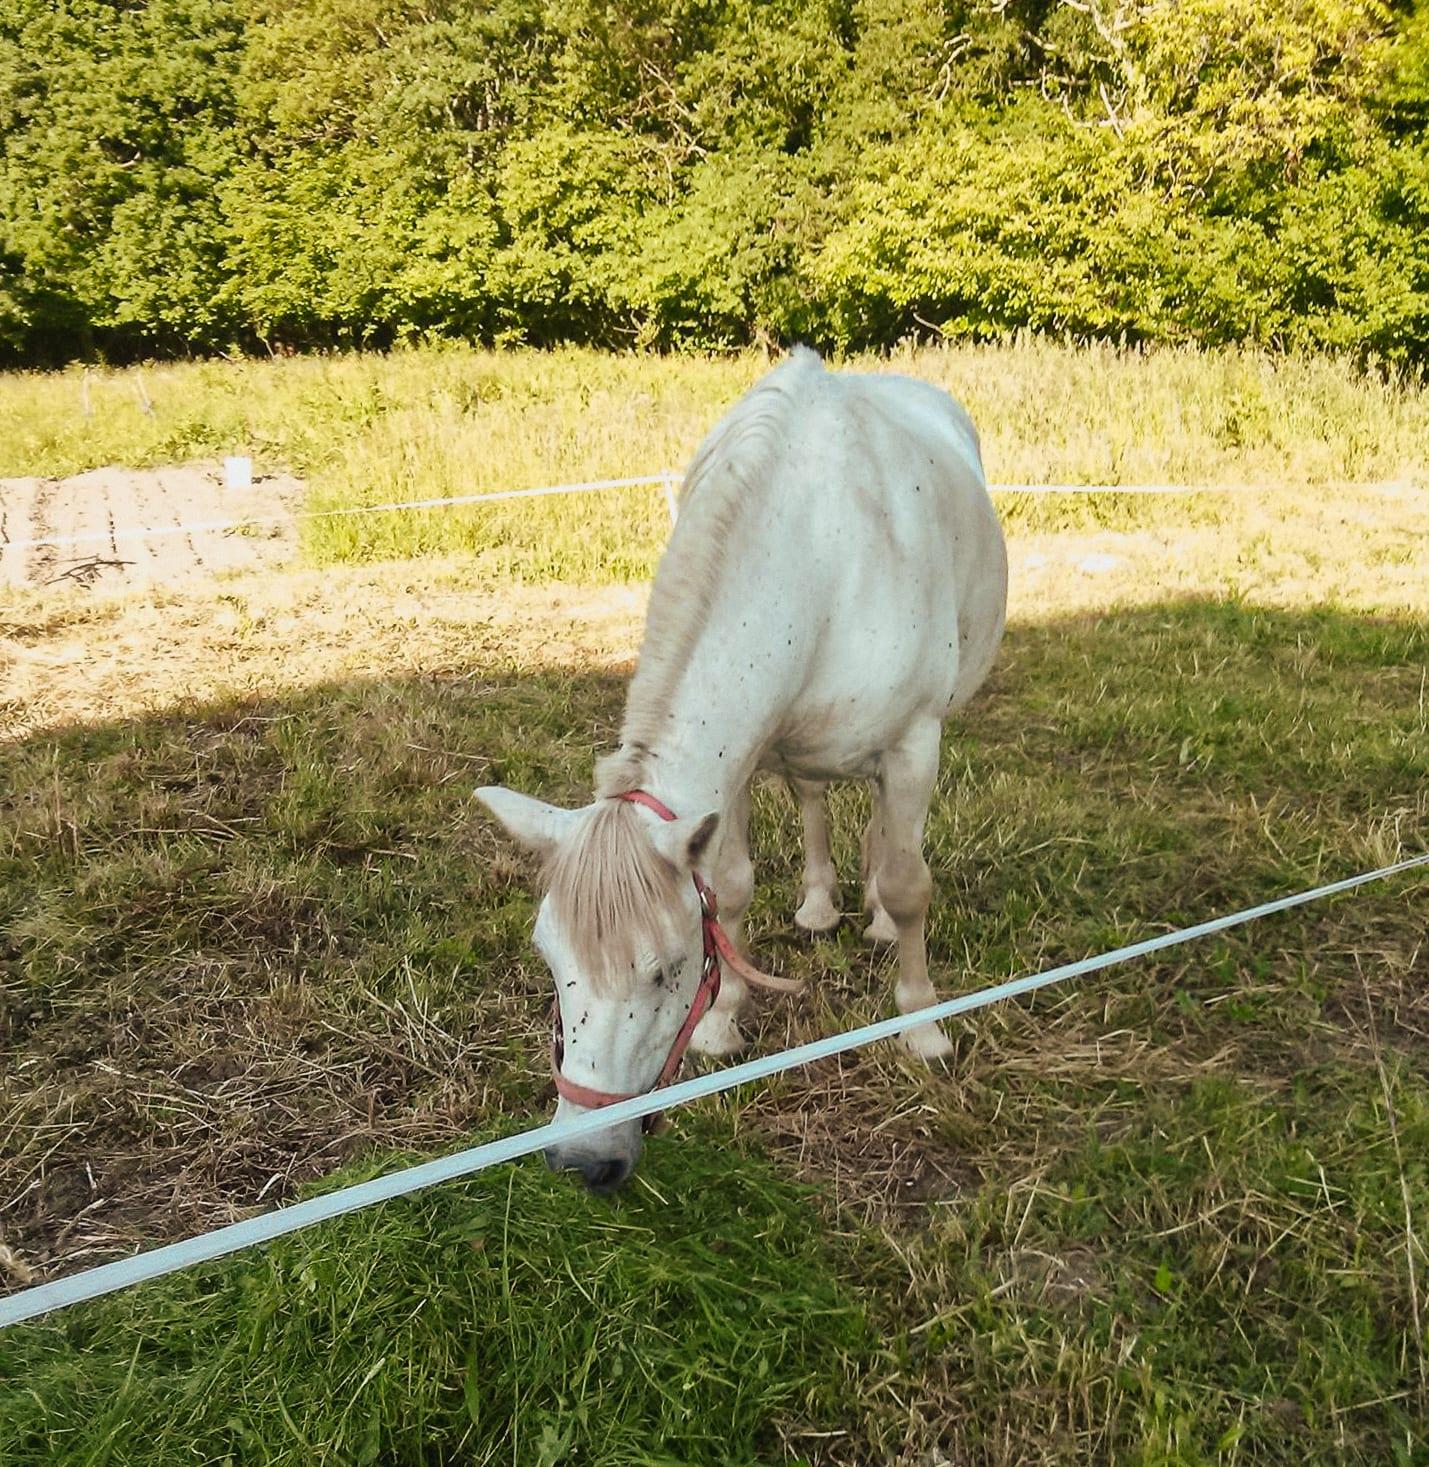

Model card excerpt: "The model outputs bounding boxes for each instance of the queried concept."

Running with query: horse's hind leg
[860,789,900,946]
[872,719,953,1060]
[792,779,841,934]
[692,783,752,1058]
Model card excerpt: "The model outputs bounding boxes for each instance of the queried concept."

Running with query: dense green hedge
[2,0,1427,364]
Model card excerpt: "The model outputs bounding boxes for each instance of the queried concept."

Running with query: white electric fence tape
[2,850,1424,1329]
[2,474,679,553]
[7,473,1408,555]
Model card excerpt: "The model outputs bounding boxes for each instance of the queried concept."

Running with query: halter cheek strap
[548,789,802,1118]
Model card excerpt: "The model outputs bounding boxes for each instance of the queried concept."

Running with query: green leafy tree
[0,0,1426,362]
[0,0,245,359]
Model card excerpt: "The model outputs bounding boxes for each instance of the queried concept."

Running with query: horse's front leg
[873,719,954,1060]
[691,782,753,1057]
[792,778,841,933]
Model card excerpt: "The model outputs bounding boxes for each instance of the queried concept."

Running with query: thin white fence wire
[5,471,1416,556]
[2,848,1424,1329]
[1,473,680,554]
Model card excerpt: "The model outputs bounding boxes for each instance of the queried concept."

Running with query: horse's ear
[649,811,719,873]
[474,787,575,858]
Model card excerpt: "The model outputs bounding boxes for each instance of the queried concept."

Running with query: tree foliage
[1,0,1426,363]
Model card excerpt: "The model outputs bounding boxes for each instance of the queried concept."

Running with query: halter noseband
[548,790,800,1120]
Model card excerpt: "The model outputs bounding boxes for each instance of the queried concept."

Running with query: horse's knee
[877,847,931,926]
[716,849,755,920]
[692,1001,746,1057]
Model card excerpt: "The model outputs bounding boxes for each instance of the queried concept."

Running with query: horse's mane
[543,799,684,994]
[556,350,820,990]
[594,347,822,798]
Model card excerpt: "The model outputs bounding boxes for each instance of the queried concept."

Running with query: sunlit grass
[3,341,1426,577]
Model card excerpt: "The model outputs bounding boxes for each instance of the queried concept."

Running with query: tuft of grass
[2,342,1426,577]
[0,1115,874,1466]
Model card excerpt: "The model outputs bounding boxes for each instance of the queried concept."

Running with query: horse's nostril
[580,1157,630,1193]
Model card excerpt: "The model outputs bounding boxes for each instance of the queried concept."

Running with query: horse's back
[785,357,1007,706]
[693,351,1007,775]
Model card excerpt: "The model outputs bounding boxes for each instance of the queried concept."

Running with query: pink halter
[548,790,801,1117]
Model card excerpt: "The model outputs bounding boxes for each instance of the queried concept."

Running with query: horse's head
[474,787,719,1192]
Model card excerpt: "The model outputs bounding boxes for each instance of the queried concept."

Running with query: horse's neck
[628,636,774,824]
[615,471,799,823]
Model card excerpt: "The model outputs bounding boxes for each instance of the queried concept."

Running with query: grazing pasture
[1,347,1427,1463]
[3,340,1429,574]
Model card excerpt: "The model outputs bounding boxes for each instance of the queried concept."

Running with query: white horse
[477,348,1007,1190]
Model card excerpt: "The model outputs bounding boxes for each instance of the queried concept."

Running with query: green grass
[2,341,1426,577]
[790,599,1429,1461]
[879,1067,1429,1461]
[0,1116,873,1465]
[3,584,1426,1459]
[2,353,1428,1461]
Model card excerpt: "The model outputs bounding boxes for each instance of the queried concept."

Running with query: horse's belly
[767,625,960,780]
[768,717,905,781]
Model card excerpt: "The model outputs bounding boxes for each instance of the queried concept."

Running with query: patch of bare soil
[0,463,303,592]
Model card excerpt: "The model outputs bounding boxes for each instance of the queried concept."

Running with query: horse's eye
[656,957,687,987]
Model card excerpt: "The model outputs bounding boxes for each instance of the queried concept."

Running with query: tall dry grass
[2,341,1425,576]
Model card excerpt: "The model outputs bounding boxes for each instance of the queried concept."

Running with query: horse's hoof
[691,1011,747,1058]
[899,1020,954,1061]
[862,910,899,946]
[794,892,842,934]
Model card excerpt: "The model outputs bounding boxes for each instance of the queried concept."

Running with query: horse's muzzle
[544,1148,632,1193]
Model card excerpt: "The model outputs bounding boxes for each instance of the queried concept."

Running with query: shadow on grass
[2,595,1426,1463]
